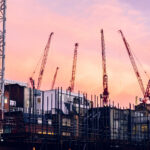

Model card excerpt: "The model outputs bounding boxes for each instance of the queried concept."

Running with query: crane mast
[51,67,59,89]
[119,30,145,97]
[68,43,78,92]
[37,32,54,90]
[144,80,150,102]
[101,29,109,104]
[0,0,6,119]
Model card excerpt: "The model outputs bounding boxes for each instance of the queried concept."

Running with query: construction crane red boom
[37,32,54,90]
[29,77,35,89]
[144,80,150,101]
[119,30,150,103]
[119,30,145,95]
[51,67,59,89]
[68,43,78,92]
[101,29,109,104]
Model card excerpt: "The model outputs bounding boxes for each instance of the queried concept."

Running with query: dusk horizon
[6,0,150,107]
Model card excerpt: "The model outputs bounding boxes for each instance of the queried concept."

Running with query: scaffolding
[1,88,150,150]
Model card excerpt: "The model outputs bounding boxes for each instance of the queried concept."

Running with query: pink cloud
[5,0,150,106]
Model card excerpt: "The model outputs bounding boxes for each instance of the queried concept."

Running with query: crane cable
[131,48,150,80]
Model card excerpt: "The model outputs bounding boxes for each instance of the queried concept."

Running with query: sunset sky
[6,0,150,106]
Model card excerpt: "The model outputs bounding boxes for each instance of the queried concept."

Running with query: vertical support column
[94,95,96,139]
[60,87,63,150]
[29,88,32,133]
[78,91,80,138]
[86,93,88,139]
[32,86,35,133]
[128,103,131,143]
[112,101,114,140]
[46,96,49,134]
[42,91,44,134]
[97,96,99,139]
[0,0,6,119]
[58,87,61,136]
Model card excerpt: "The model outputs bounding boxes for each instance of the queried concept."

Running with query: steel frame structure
[0,0,6,119]
[2,88,150,150]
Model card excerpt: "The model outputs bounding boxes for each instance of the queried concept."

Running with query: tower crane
[101,29,109,104]
[37,32,54,90]
[68,43,78,92]
[119,30,150,103]
[51,67,59,89]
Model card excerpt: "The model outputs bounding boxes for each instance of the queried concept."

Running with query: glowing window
[4,98,7,104]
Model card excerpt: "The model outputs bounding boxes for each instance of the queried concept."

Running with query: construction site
[0,0,150,150]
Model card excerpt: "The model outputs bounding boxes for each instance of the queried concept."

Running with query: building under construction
[0,82,149,150]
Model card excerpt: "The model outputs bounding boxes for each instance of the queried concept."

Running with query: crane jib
[119,30,146,99]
